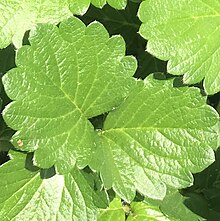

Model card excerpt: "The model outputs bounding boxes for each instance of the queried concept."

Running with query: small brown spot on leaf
[17,139,23,147]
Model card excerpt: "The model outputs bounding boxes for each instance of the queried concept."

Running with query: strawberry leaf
[0,151,108,221]
[0,0,134,49]
[90,74,219,202]
[0,0,76,49]
[2,17,136,173]
[139,0,220,94]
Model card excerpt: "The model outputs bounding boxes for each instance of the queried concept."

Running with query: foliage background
[0,0,220,220]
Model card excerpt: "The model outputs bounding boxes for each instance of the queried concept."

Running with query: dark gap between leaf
[22,30,31,46]
[25,152,39,172]
[89,113,108,130]
[40,166,56,179]
[180,148,220,219]
[25,152,56,179]
[208,92,220,110]
[0,151,10,165]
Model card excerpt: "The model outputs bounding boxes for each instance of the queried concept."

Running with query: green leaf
[0,0,137,49]
[79,1,166,79]
[138,0,220,94]
[90,74,219,202]
[0,0,79,49]
[79,0,141,55]
[160,190,204,221]
[98,197,125,221]
[2,17,136,173]
[0,151,108,221]
[98,196,178,221]
[127,201,177,221]
[91,0,127,9]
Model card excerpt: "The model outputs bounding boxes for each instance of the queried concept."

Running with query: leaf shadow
[25,152,56,179]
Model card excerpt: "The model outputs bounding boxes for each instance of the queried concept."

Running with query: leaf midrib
[40,41,85,118]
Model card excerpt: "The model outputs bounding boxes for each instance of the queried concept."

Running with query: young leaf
[90,74,219,202]
[127,201,177,221]
[0,151,108,221]
[2,17,136,173]
[98,196,176,221]
[138,0,220,94]
[98,197,125,221]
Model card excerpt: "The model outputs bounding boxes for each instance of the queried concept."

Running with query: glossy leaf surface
[0,0,75,48]
[0,151,108,221]
[0,0,138,48]
[2,17,136,173]
[139,0,220,94]
[91,75,219,202]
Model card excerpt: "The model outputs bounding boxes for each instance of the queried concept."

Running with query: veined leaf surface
[0,0,133,48]
[91,75,219,202]
[2,17,136,173]
[139,0,220,94]
[0,151,108,221]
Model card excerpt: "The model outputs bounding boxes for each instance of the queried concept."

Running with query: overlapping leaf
[98,197,125,221]
[80,0,142,52]
[0,0,135,49]
[98,197,176,221]
[0,151,108,221]
[138,0,220,94]
[185,148,220,220]
[79,0,166,79]
[90,74,219,202]
[159,190,204,221]
[2,17,136,173]
[0,0,74,48]
[127,201,176,221]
